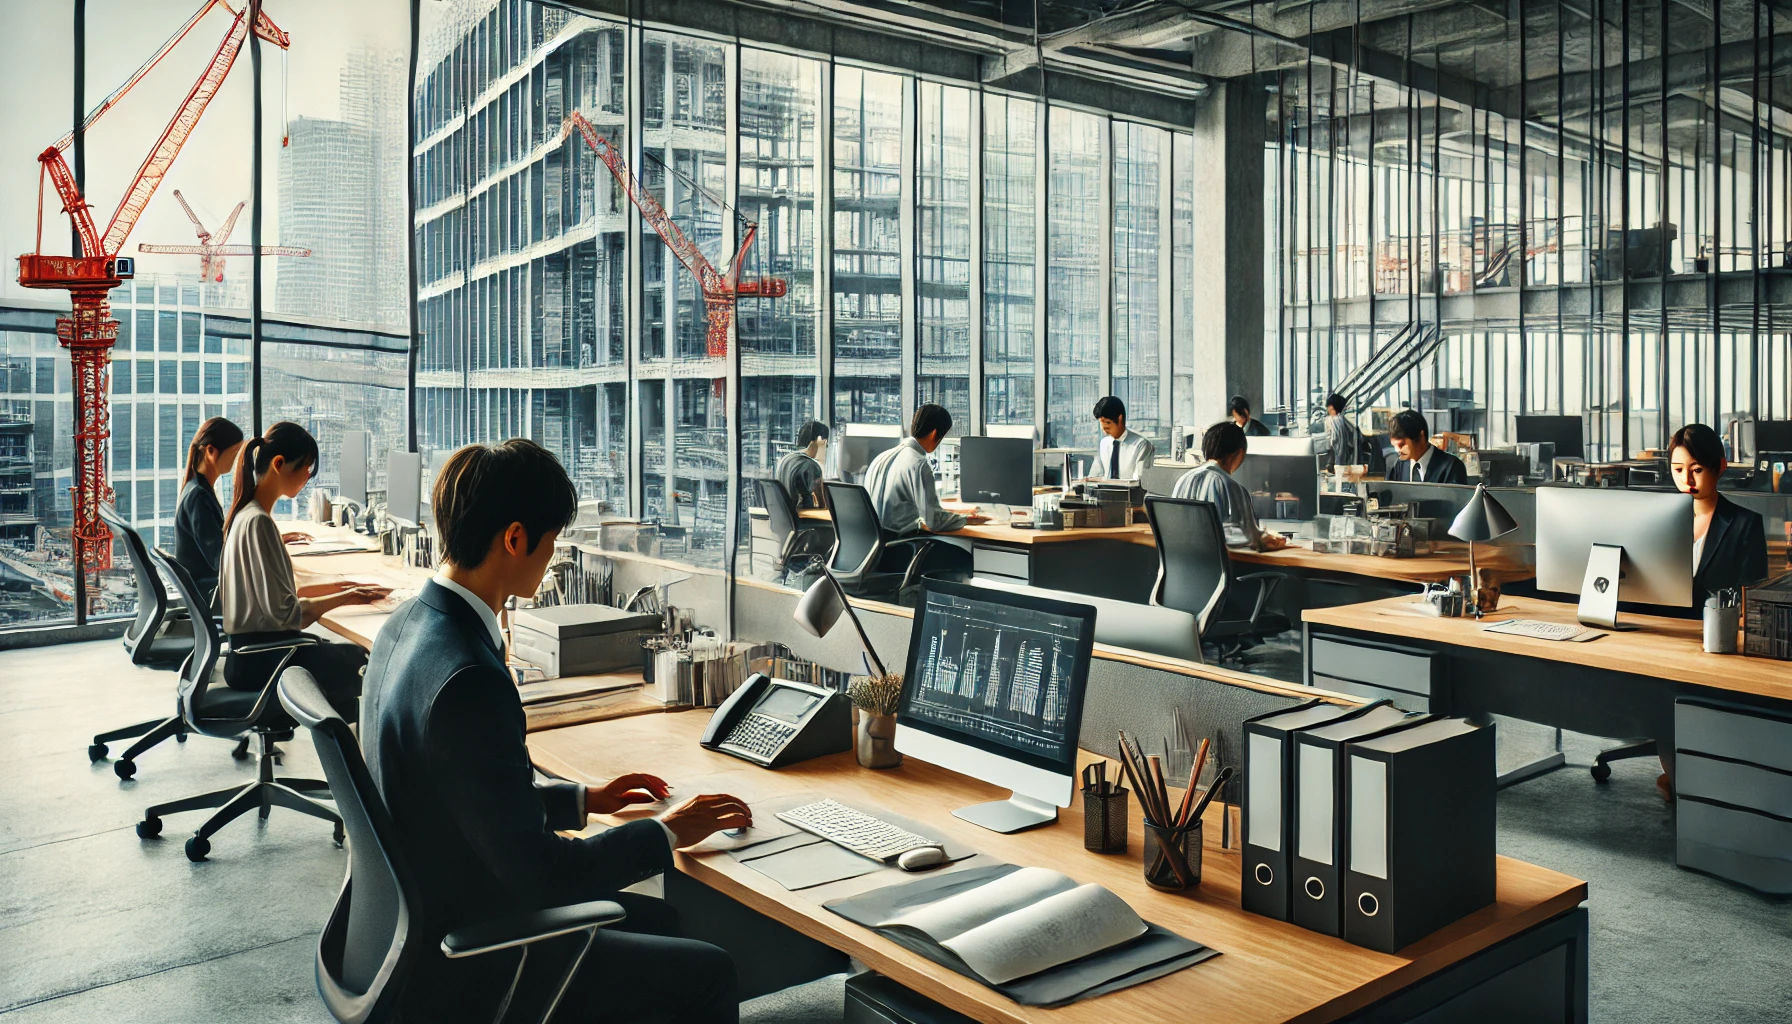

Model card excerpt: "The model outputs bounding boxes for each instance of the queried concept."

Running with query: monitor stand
[952,793,1058,834]
[986,503,1012,525]
[1577,542,1639,631]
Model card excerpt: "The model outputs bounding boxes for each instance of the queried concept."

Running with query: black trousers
[546,892,737,1024]
[225,633,367,719]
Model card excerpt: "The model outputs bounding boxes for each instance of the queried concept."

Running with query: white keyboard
[1483,619,1585,642]
[776,799,938,861]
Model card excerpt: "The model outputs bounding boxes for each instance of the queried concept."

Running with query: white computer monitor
[1535,486,1692,629]
[896,579,1096,834]
[984,423,1037,443]
[338,429,369,506]
[386,449,423,527]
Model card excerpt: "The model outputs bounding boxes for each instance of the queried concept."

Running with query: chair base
[92,715,191,779]
[1591,739,1657,782]
[137,731,340,861]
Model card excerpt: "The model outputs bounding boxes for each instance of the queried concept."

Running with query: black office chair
[1145,496,1291,659]
[136,548,342,862]
[757,478,832,583]
[820,482,936,602]
[278,667,627,1024]
[89,503,197,778]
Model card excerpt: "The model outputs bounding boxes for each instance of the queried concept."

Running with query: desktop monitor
[1516,415,1585,460]
[1753,420,1792,456]
[958,436,1034,512]
[338,429,369,506]
[837,435,900,478]
[1236,434,1323,522]
[1535,486,1691,629]
[386,449,424,527]
[896,579,1096,834]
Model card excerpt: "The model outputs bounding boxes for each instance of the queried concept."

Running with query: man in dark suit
[1384,409,1468,485]
[359,439,750,1023]
[1229,395,1272,437]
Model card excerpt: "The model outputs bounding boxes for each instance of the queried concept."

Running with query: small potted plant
[848,673,904,769]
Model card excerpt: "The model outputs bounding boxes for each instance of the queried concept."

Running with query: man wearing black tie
[1385,409,1468,485]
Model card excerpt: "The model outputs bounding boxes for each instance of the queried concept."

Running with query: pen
[1188,766,1235,825]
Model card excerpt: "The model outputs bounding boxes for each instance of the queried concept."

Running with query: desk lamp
[794,570,888,678]
[1448,485,1519,616]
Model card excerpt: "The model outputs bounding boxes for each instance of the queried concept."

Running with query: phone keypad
[721,714,797,760]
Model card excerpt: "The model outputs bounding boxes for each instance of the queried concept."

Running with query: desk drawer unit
[971,544,1031,584]
[1674,698,1792,893]
[1308,636,1437,713]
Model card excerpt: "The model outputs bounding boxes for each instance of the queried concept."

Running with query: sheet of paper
[942,883,1147,985]
[883,866,1076,941]
[750,841,885,890]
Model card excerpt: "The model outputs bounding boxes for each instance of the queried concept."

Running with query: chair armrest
[1234,571,1286,627]
[441,900,627,959]
[232,635,323,656]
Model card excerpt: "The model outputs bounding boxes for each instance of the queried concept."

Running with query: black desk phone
[699,674,852,768]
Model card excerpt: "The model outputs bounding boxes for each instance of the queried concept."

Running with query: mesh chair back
[280,667,420,1024]
[821,482,882,580]
[149,548,226,730]
[99,502,170,654]
[1145,496,1230,632]
[758,478,800,547]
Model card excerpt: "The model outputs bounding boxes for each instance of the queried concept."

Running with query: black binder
[1240,699,1384,921]
[1291,705,1429,936]
[1343,718,1495,953]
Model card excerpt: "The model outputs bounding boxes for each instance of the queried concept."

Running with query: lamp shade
[1448,484,1520,543]
[794,574,845,639]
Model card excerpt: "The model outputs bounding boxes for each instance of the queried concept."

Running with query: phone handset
[700,673,770,748]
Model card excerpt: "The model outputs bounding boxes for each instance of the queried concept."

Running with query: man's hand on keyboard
[662,793,754,849]
[585,773,673,815]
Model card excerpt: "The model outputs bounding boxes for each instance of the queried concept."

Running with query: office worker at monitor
[219,422,381,718]
[776,419,829,509]
[1672,422,1769,608]
[1171,422,1288,552]
[1094,395,1155,479]
[1323,393,1367,469]
[1229,395,1272,437]
[173,416,244,605]
[1385,409,1468,485]
[865,404,967,535]
[359,439,749,1023]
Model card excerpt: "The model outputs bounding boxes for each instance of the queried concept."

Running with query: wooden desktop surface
[1304,594,1792,702]
[528,712,1586,1024]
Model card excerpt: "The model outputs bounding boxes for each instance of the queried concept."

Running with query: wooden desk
[529,712,1588,1024]
[1232,543,1533,587]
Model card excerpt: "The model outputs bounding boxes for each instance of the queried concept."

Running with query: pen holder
[1142,820,1202,892]
[1083,787,1129,853]
[1704,603,1740,654]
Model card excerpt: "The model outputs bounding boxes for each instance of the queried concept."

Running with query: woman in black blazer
[173,417,245,604]
[1670,423,1769,608]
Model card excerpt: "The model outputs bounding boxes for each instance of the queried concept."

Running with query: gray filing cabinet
[1674,697,1792,893]
[1307,635,1439,713]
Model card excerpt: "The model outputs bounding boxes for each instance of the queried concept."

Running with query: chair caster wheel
[1591,763,1612,783]
[114,759,137,780]
[136,817,162,839]
[231,739,250,760]
[89,743,107,762]
[176,732,188,743]
[333,823,345,846]
[185,836,211,862]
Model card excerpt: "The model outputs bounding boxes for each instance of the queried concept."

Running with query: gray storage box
[511,604,660,679]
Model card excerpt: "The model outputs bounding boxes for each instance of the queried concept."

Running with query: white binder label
[1350,756,1388,879]
[1297,744,1334,865]
[1247,733,1282,851]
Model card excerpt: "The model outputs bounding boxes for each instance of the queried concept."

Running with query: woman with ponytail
[219,422,379,715]
[172,417,244,605]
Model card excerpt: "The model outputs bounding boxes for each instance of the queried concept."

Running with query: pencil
[1175,737,1210,827]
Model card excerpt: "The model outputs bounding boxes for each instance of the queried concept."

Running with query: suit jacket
[359,580,672,1019]
[1695,495,1770,607]
[1386,446,1468,485]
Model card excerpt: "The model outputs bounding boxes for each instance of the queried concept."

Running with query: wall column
[1188,81,1266,426]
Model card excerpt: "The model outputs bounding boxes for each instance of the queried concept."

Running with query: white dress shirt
[1097,429,1156,480]
[864,437,966,534]
[431,573,679,852]
[1402,444,1438,482]
[1171,462,1271,551]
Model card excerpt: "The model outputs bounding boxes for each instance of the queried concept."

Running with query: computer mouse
[723,828,750,838]
[897,846,947,871]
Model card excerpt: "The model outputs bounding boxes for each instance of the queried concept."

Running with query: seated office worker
[1094,395,1155,479]
[1322,393,1367,469]
[865,404,967,536]
[1672,422,1769,608]
[1172,422,1289,552]
[776,419,829,509]
[1384,409,1468,485]
[359,439,750,1024]
[173,416,244,605]
[219,422,380,718]
[1229,395,1272,437]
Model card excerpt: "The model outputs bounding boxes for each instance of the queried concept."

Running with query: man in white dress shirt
[864,404,966,536]
[1094,395,1155,480]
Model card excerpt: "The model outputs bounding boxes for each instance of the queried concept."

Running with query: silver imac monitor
[1535,487,1692,629]
[338,429,369,506]
[386,450,424,528]
[896,579,1096,834]
[837,423,902,480]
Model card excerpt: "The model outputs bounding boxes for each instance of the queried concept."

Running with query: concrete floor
[3,638,1790,1022]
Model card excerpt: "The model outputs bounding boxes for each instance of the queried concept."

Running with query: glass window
[113,405,132,474]
[1111,120,1164,442]
[982,94,1036,428]
[114,360,131,395]
[204,362,222,395]
[916,82,972,428]
[1046,107,1103,449]
[158,311,177,352]
[180,361,200,395]
[136,361,155,394]
[831,66,904,429]
[135,404,154,471]
[640,32,729,364]
[158,406,178,470]
[181,313,201,353]
[159,360,178,395]
[1171,133,1195,434]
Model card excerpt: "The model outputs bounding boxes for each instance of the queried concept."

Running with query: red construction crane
[138,189,311,282]
[558,112,786,359]
[17,0,289,604]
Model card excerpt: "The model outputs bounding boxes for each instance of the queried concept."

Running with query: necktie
[1109,438,1121,479]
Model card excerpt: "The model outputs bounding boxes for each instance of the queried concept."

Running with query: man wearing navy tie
[1385,409,1468,485]
[1094,395,1155,480]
